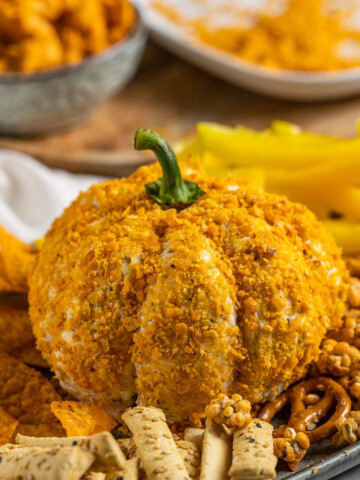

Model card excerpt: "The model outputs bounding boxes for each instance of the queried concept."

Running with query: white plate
[134,0,360,101]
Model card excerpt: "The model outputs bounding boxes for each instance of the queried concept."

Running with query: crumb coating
[29,164,348,422]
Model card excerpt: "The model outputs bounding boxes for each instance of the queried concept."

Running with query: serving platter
[276,441,360,479]
[134,0,360,101]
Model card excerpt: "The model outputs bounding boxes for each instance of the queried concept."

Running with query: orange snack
[0,301,33,352]
[0,294,47,367]
[329,309,360,348]
[0,0,136,73]
[0,407,19,446]
[10,341,48,368]
[273,427,310,471]
[205,393,252,432]
[51,401,117,436]
[316,339,360,377]
[0,351,64,437]
[332,410,360,447]
[0,226,35,293]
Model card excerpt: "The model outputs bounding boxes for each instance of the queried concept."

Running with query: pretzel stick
[229,419,277,480]
[16,432,126,468]
[122,407,190,480]
[183,428,204,451]
[199,418,232,480]
[0,444,94,480]
[175,440,201,479]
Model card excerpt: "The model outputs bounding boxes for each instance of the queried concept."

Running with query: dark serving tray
[276,440,360,480]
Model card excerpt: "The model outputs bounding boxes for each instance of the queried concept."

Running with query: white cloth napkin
[0,149,105,243]
[0,149,360,480]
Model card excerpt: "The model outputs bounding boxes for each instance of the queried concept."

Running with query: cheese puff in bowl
[0,0,147,136]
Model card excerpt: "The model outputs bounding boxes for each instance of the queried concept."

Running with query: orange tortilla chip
[0,226,35,293]
[0,302,34,353]
[16,423,65,438]
[0,406,18,445]
[0,351,64,436]
[10,341,48,368]
[51,401,117,437]
[0,294,47,367]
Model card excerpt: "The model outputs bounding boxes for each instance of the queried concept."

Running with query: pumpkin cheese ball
[29,130,348,423]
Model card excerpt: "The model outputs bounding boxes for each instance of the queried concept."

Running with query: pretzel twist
[258,377,351,443]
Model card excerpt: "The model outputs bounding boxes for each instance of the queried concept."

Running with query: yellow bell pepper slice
[177,121,360,254]
[197,122,358,170]
[323,219,360,256]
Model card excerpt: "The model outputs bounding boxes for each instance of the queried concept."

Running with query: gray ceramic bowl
[0,8,147,136]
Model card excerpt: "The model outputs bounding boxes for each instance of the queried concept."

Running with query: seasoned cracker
[199,418,232,480]
[16,431,126,468]
[229,419,277,480]
[51,401,117,437]
[106,457,140,480]
[183,428,204,451]
[0,444,94,480]
[122,406,190,480]
[175,440,201,479]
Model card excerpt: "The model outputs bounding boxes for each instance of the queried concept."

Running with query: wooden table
[2,44,360,176]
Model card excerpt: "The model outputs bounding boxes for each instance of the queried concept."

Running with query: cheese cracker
[122,406,189,480]
[199,418,232,480]
[229,419,277,480]
[0,444,94,480]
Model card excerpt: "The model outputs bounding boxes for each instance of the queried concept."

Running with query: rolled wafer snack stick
[122,407,190,480]
[183,428,204,451]
[16,432,126,468]
[199,418,232,480]
[175,440,201,480]
[0,444,95,480]
[229,419,277,480]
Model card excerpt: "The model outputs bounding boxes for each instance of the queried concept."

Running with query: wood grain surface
[2,44,360,176]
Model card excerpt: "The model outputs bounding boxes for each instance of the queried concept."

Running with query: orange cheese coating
[29,164,348,422]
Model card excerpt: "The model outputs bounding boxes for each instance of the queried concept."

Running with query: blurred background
[1,0,360,168]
